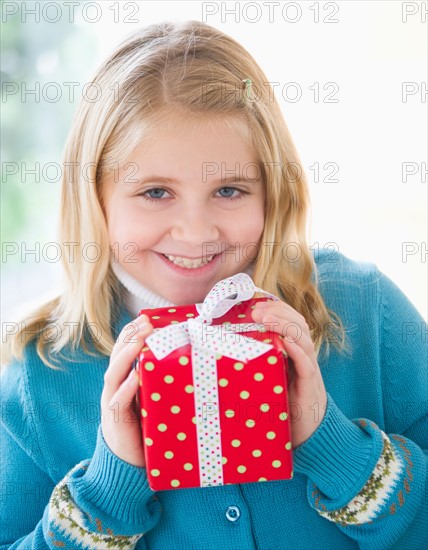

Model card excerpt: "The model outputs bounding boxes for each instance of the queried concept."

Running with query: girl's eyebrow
[133,175,260,185]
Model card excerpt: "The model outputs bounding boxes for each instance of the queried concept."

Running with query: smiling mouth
[162,253,216,269]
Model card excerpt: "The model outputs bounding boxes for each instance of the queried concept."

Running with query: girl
[1,20,426,549]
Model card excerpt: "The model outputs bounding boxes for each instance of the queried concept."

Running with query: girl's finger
[110,368,140,405]
[252,308,308,337]
[281,329,317,360]
[104,323,152,394]
[261,314,311,347]
[282,338,315,380]
[105,369,141,424]
[253,301,307,326]
[110,314,150,361]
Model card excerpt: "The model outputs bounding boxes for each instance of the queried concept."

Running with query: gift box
[137,273,293,490]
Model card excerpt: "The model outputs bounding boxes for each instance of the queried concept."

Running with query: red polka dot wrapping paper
[137,297,293,491]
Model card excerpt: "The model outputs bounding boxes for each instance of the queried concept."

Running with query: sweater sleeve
[292,268,427,550]
[0,357,162,549]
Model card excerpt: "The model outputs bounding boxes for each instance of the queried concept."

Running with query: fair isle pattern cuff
[313,429,403,526]
[47,461,143,549]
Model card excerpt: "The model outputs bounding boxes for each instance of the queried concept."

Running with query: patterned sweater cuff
[69,424,159,528]
[293,393,384,506]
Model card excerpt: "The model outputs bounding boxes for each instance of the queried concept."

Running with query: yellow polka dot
[246,419,256,428]
[222,456,228,464]
[191,416,196,424]
[225,409,235,418]
[219,378,228,387]
[252,449,262,457]
[285,441,292,450]
[177,432,187,441]
[273,385,284,394]
[152,316,160,320]
[151,468,160,476]
[266,431,276,440]
[263,339,272,344]
[183,462,193,471]
[141,408,148,418]
[168,308,176,313]
[185,384,194,393]
[171,479,180,487]
[240,390,250,399]
[164,375,174,384]
[267,356,278,364]
[145,362,155,371]
[157,423,167,432]
[258,477,267,482]
[260,403,270,412]
[279,411,288,421]
[237,465,246,473]
[144,437,153,446]
[186,312,194,317]
[254,372,264,381]
[272,460,281,468]
[142,346,149,352]
[170,405,181,414]
[164,451,174,459]
[216,354,223,360]
[234,362,244,371]
[151,392,161,401]
[179,356,189,366]
[171,320,179,324]
[231,439,241,447]
[237,313,246,318]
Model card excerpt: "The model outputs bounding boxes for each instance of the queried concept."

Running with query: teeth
[164,254,214,268]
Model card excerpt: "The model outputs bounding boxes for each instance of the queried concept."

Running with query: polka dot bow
[195,272,279,323]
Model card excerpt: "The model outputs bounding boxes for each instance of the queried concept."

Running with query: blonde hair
[3,20,350,370]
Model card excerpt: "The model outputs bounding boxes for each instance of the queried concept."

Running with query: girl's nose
[170,207,221,246]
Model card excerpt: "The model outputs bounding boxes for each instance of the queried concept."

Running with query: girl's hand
[101,314,153,467]
[251,301,327,448]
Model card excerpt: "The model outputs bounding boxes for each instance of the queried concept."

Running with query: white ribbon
[145,273,280,486]
[195,272,279,322]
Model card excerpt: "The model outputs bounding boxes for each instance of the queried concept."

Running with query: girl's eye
[142,188,169,201]
[218,187,245,200]
[140,187,247,202]
[217,187,242,199]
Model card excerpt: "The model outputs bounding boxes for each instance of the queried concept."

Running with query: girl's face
[102,111,265,305]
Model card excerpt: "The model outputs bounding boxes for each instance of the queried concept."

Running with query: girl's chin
[161,286,212,305]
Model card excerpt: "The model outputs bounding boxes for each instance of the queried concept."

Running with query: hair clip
[241,78,253,100]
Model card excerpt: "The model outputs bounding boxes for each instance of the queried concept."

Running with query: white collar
[111,260,255,319]
[111,261,174,318]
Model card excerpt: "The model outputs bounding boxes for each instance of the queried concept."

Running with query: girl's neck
[111,261,255,319]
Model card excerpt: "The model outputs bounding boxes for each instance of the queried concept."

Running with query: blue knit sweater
[1,250,427,549]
